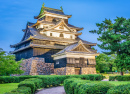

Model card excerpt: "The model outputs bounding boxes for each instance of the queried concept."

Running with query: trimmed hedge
[79,82,114,94]
[0,74,104,84]
[109,75,130,81]
[6,86,31,94]
[107,84,130,94]
[18,81,35,93]
[37,75,67,88]
[0,76,19,83]
[24,78,42,89]
[64,78,91,94]
[64,78,114,94]
[0,75,38,84]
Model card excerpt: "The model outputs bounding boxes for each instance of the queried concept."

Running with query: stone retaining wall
[21,57,54,75]
[81,67,96,74]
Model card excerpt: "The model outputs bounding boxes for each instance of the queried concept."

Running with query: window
[60,33,64,37]
[56,61,59,64]
[50,33,52,36]
[70,35,73,39]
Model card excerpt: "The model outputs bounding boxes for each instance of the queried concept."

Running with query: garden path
[36,79,108,94]
[36,86,65,94]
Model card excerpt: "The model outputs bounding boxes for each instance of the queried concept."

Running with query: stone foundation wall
[21,57,54,75]
[81,67,96,74]
[54,67,75,75]
[54,67,66,75]
[66,67,75,75]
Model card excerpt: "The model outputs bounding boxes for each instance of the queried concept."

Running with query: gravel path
[36,86,65,94]
[101,79,109,81]
[36,79,109,94]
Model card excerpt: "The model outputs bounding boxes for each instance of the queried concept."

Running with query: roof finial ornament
[60,6,63,12]
[42,3,45,7]
[27,21,29,26]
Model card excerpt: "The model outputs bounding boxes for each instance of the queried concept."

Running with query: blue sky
[0,0,130,53]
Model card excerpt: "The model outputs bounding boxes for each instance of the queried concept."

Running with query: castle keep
[11,4,99,75]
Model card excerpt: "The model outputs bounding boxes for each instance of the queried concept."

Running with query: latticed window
[50,33,52,36]
[60,33,64,37]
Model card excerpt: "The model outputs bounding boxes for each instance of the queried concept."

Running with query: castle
[11,3,99,75]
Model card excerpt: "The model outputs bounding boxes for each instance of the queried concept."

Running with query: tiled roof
[44,8,65,15]
[53,41,97,55]
[11,25,96,47]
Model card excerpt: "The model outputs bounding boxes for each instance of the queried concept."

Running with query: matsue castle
[11,3,99,75]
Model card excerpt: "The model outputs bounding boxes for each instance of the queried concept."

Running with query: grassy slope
[0,83,19,94]
[101,73,130,79]
[108,81,130,86]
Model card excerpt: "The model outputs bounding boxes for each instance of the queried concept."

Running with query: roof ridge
[44,7,63,12]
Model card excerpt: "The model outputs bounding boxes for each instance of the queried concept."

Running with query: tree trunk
[121,71,124,75]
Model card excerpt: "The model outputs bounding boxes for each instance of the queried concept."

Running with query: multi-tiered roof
[11,3,97,56]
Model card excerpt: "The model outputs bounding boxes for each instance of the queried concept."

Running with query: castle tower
[10,3,99,75]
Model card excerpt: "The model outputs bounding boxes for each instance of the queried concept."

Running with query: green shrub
[18,81,35,93]
[24,78,42,89]
[109,75,130,81]
[79,82,114,94]
[107,84,130,94]
[70,80,90,94]
[5,86,31,94]
[19,75,38,82]
[11,86,31,94]
[64,78,80,94]
[0,75,38,84]
[109,76,116,81]
[0,76,19,83]
[64,78,114,94]
[38,75,67,88]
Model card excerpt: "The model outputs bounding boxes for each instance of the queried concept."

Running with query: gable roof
[52,40,97,56]
[11,22,96,47]
[34,6,72,19]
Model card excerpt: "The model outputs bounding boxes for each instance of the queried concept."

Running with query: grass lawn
[0,83,19,94]
[108,81,130,86]
[101,73,130,79]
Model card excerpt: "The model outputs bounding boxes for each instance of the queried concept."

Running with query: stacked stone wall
[66,67,75,75]
[21,57,54,75]
[54,67,66,75]
[81,67,96,74]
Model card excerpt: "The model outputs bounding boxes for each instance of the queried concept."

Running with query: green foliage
[0,74,104,84]
[79,82,114,94]
[0,48,24,76]
[64,78,114,94]
[109,75,130,81]
[107,84,130,94]
[6,86,31,94]
[96,53,117,73]
[24,78,42,89]
[37,75,67,88]
[0,76,19,83]
[18,81,35,93]
[0,75,38,84]
[89,17,130,74]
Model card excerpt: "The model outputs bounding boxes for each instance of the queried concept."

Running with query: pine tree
[89,17,130,75]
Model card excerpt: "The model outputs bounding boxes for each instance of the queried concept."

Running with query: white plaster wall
[38,24,43,29]
[45,14,68,19]
[53,53,98,60]
[51,32,60,37]
[55,26,69,31]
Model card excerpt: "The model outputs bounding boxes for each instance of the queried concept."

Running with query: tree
[96,53,116,73]
[0,48,24,76]
[90,17,130,75]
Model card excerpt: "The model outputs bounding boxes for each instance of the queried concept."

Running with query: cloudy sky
[0,0,130,53]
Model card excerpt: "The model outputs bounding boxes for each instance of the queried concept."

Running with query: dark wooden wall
[15,48,33,61]
[54,58,67,68]
[33,47,60,63]
[54,57,96,68]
